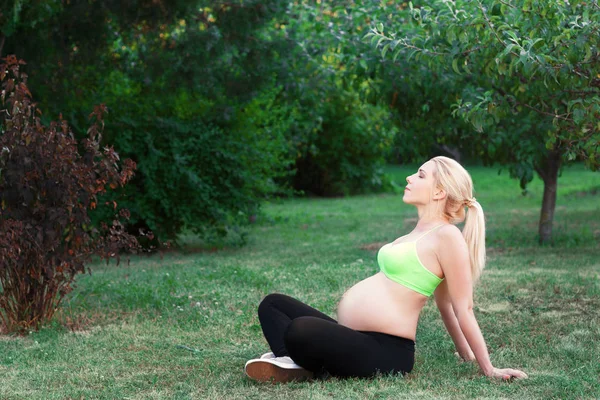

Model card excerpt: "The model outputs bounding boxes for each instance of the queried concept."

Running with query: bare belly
[336,272,427,340]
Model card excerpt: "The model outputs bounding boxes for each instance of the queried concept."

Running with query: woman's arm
[437,226,527,379]
[434,280,475,361]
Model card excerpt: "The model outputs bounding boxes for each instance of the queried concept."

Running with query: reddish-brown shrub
[0,55,144,333]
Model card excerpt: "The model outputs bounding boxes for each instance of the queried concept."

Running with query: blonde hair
[430,156,486,282]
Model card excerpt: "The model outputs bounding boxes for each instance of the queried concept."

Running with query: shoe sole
[245,361,313,383]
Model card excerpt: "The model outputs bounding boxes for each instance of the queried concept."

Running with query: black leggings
[257,293,415,378]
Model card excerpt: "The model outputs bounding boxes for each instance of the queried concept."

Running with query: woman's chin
[402,194,418,206]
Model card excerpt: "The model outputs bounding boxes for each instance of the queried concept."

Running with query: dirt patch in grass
[0,334,21,341]
[126,344,151,352]
[515,293,600,317]
[479,301,511,313]
[359,242,387,252]
[404,217,418,225]
[486,247,517,256]
[54,308,141,333]
[565,185,600,198]
[508,209,536,215]
[540,310,581,318]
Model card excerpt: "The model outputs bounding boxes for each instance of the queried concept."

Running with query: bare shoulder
[435,225,472,283]
[437,224,464,241]
[436,224,468,252]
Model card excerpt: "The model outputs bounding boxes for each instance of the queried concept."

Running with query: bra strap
[415,224,446,242]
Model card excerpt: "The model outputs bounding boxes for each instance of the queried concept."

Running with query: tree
[368,0,600,243]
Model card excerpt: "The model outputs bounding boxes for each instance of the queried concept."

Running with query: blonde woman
[244,156,528,382]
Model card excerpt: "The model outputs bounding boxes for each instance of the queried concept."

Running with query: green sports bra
[378,224,445,297]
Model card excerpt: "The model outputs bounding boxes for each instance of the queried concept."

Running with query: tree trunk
[535,150,561,245]
[434,143,462,163]
[0,34,5,58]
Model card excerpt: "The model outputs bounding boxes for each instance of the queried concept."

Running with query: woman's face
[403,161,437,205]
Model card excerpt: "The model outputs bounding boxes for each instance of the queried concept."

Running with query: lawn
[1,163,599,399]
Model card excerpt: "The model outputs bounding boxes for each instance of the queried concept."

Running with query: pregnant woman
[244,156,527,382]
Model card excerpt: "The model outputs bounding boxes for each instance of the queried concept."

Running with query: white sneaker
[260,352,275,359]
[244,356,314,383]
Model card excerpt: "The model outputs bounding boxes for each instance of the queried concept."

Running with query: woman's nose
[406,175,412,184]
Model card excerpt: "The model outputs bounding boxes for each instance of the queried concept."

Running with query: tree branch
[520,102,572,121]
[561,89,600,96]
[477,1,513,52]
[533,164,547,183]
[376,33,448,57]
[492,84,573,122]
[497,0,517,9]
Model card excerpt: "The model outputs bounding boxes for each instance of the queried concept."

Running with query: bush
[0,56,141,333]
[91,83,296,246]
[291,88,397,196]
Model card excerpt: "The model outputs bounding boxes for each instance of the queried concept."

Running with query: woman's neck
[416,205,448,227]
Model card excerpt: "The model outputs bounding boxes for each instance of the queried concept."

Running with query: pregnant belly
[337,272,423,339]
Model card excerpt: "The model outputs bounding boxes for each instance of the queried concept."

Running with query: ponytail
[462,199,486,282]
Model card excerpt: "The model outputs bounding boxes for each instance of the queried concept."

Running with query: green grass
[1,163,599,399]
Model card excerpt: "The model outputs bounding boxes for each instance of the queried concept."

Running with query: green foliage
[0,0,62,38]
[283,1,475,165]
[3,0,295,246]
[291,88,397,196]
[90,84,295,246]
[278,2,400,195]
[368,0,600,176]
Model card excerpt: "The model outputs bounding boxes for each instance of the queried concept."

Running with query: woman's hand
[487,367,528,380]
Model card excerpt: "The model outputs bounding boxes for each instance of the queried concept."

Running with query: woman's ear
[433,187,447,201]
